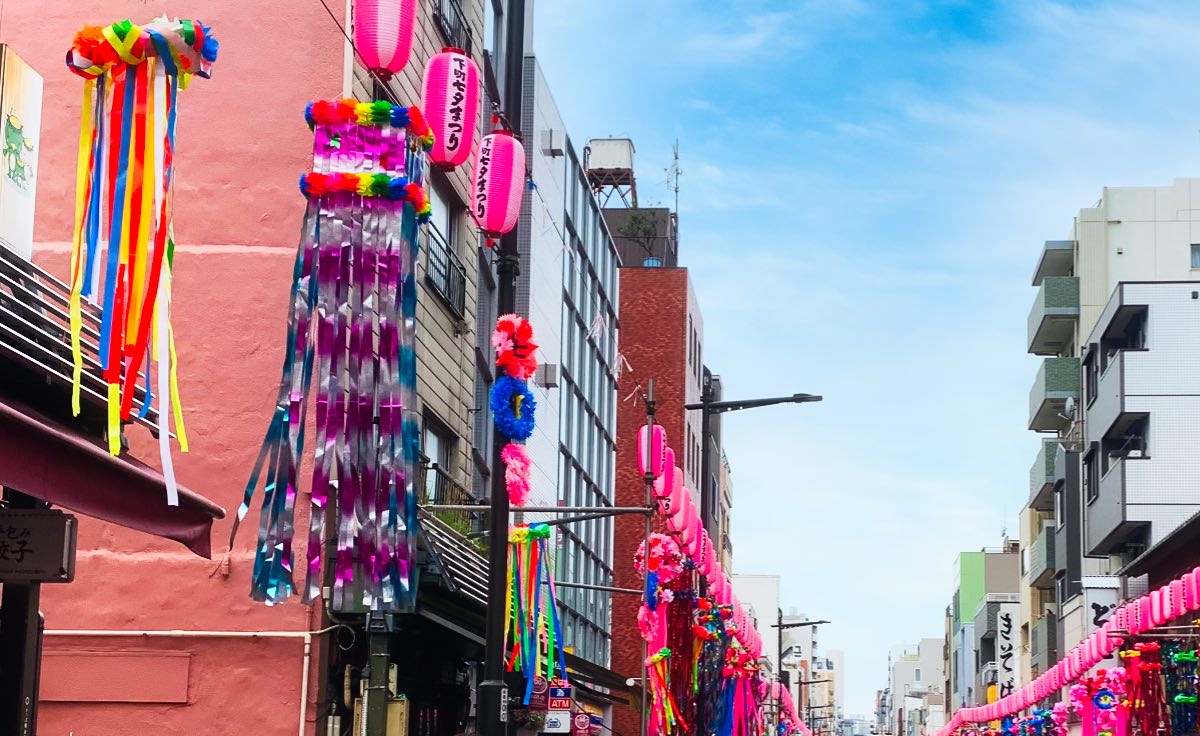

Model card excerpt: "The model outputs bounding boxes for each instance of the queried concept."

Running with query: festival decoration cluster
[491,314,538,506]
[236,95,432,607]
[939,563,1200,736]
[65,17,219,504]
[632,424,812,736]
[505,523,568,702]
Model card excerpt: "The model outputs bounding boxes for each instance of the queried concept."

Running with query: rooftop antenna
[666,139,681,214]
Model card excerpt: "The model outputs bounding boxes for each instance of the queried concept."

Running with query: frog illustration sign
[4,110,35,188]
[0,46,42,261]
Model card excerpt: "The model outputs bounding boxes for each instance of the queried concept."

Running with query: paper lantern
[354,0,418,79]
[422,48,480,169]
[653,455,677,498]
[1185,571,1199,611]
[1151,588,1167,627]
[472,131,525,239]
[637,424,667,478]
[1171,579,1186,619]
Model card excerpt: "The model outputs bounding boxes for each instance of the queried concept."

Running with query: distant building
[943,545,1019,714]
[886,639,944,736]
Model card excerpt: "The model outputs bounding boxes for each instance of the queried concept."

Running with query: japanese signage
[0,45,41,262]
[444,53,468,157]
[529,676,549,712]
[0,509,76,582]
[549,678,573,711]
[1084,577,1120,666]
[996,603,1020,698]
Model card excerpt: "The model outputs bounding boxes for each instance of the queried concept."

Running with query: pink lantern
[471,131,525,239]
[421,47,480,170]
[1151,588,1167,627]
[353,0,419,79]
[637,425,667,478]
[653,454,677,499]
[1188,568,1200,611]
[1171,579,1186,619]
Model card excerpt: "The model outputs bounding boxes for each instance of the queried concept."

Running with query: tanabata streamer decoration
[422,48,479,170]
[491,314,538,505]
[505,523,567,700]
[237,98,433,607]
[66,18,218,504]
[353,0,419,80]
[471,131,525,245]
[718,645,763,736]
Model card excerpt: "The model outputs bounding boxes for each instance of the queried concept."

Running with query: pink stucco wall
[0,1,353,733]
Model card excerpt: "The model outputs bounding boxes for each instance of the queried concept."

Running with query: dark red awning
[0,399,224,558]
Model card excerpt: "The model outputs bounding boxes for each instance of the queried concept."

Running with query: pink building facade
[1,1,483,733]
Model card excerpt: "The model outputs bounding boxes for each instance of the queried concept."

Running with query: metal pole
[698,379,712,539]
[480,3,526,734]
[0,490,44,736]
[640,380,656,736]
[364,611,391,735]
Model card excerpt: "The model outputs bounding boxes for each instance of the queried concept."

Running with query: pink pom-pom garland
[500,442,532,506]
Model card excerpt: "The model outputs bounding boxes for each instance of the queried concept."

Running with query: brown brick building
[610,265,707,736]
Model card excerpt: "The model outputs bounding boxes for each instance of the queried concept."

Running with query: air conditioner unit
[541,129,565,157]
[537,363,560,389]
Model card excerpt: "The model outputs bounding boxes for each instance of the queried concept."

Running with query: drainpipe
[44,627,341,736]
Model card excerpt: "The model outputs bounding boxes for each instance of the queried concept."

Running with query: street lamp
[684,388,822,541]
[771,614,830,735]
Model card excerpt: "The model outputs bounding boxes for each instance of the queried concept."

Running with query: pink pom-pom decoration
[422,48,479,170]
[633,532,684,585]
[472,131,525,239]
[353,0,418,79]
[500,442,532,506]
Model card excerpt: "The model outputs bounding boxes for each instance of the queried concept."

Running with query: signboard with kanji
[529,676,549,712]
[0,510,76,582]
[572,712,591,736]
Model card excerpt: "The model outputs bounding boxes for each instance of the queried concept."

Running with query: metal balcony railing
[424,225,467,318]
[421,460,483,536]
[434,0,473,56]
[0,244,157,435]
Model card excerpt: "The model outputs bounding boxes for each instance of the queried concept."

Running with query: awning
[0,398,224,558]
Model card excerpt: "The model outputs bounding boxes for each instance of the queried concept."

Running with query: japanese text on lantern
[447,55,467,153]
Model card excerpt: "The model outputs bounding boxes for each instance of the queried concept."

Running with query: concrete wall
[733,573,782,675]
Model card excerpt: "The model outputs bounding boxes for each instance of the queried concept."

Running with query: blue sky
[533,0,1200,716]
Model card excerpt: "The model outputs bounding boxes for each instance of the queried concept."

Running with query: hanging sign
[997,602,1020,698]
[544,711,572,734]
[0,510,76,582]
[549,678,573,710]
[572,712,591,736]
[529,675,549,711]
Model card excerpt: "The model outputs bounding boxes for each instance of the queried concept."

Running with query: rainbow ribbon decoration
[234,99,430,607]
[65,18,218,505]
[505,523,568,700]
[647,647,687,736]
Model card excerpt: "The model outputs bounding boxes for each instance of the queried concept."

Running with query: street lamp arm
[774,619,830,629]
[684,393,823,414]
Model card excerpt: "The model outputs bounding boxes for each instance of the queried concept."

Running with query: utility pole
[480,2,527,736]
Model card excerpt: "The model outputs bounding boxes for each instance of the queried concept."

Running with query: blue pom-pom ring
[490,375,536,441]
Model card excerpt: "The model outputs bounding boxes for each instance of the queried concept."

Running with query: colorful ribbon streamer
[66,17,215,504]
[505,523,568,699]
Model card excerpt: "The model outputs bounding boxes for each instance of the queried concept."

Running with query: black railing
[425,226,467,318]
[434,0,473,56]
[421,460,483,536]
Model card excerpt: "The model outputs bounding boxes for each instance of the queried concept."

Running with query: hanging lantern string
[312,0,406,107]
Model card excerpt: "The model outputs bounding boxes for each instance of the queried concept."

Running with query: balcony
[1028,521,1056,589]
[1031,240,1074,286]
[1086,456,1145,556]
[1028,276,1079,355]
[421,461,484,537]
[425,226,468,319]
[1029,357,1080,432]
[434,0,473,55]
[1029,439,1058,510]
[1030,613,1058,673]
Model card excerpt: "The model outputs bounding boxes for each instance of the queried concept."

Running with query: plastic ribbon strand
[237,99,427,607]
[65,18,216,500]
[505,524,568,697]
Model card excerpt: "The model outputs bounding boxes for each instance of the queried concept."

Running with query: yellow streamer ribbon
[107,383,121,454]
[68,79,96,416]
[168,318,188,452]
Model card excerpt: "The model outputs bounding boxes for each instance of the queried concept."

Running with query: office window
[1084,350,1098,406]
[915,668,921,683]
[1054,482,1066,528]
[1192,244,1200,269]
